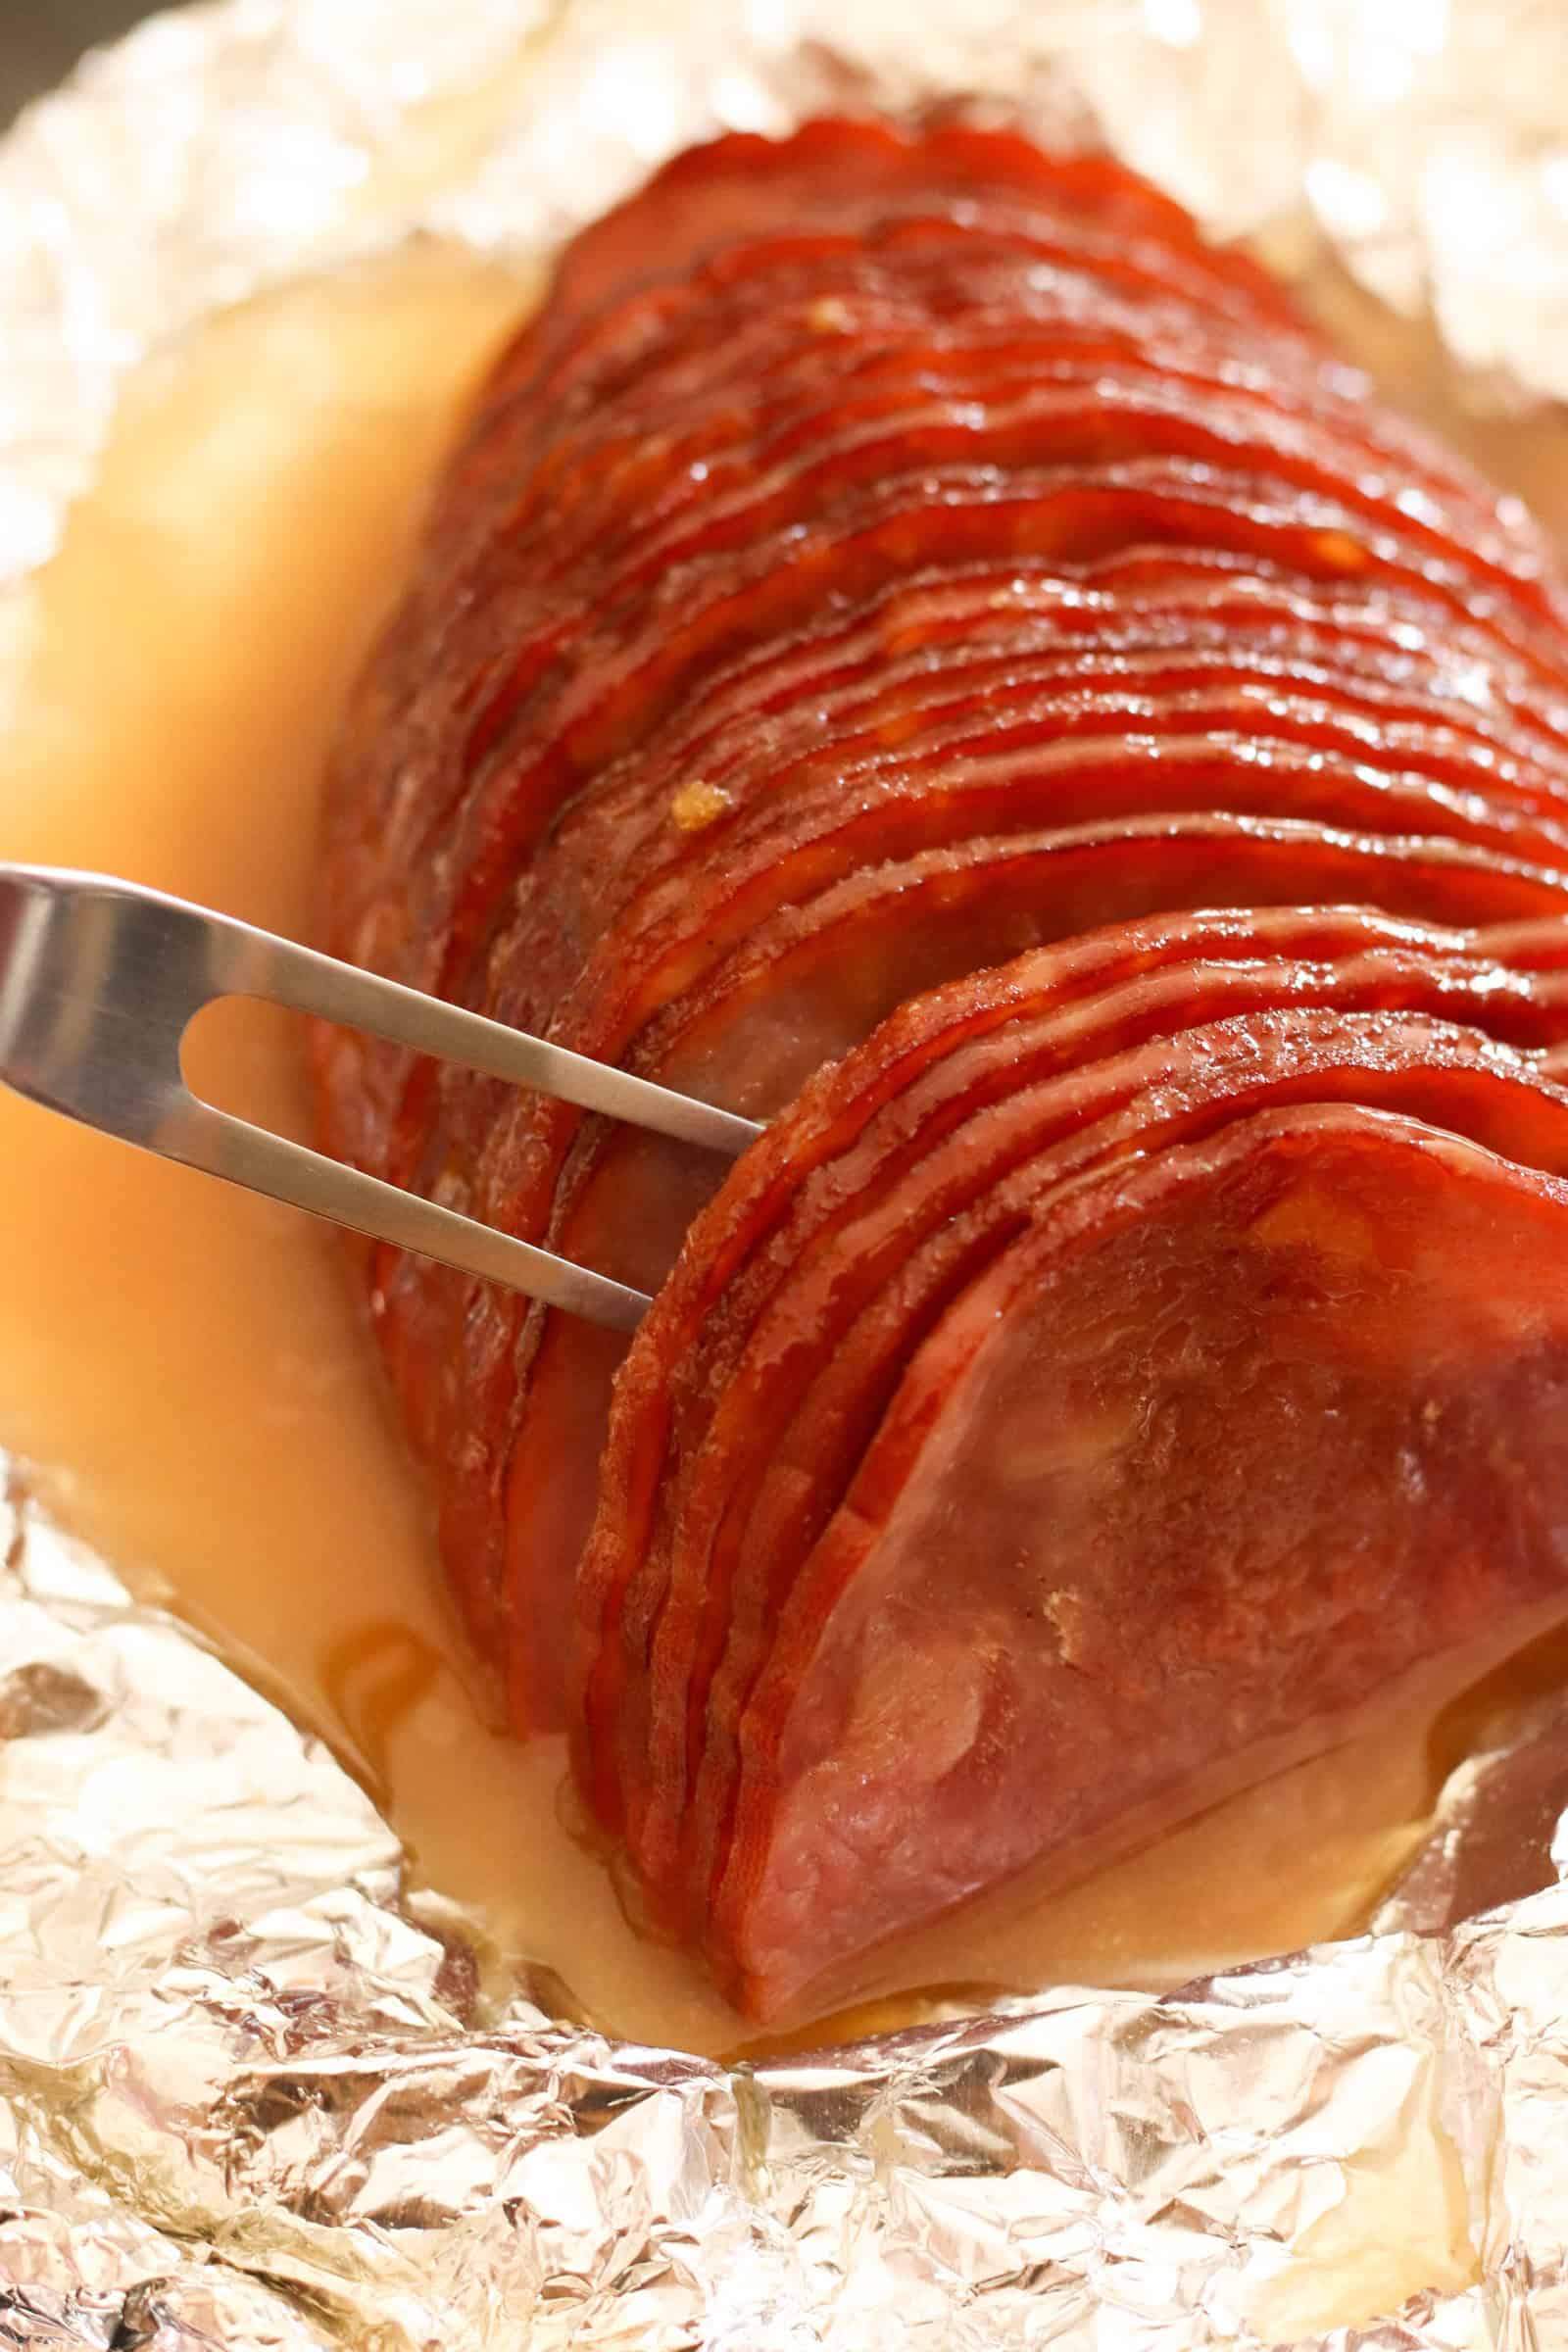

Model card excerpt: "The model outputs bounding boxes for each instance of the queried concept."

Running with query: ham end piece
[710,1113,1568,2016]
[583,971,1568,2017]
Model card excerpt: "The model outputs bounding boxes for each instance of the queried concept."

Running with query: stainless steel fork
[0,864,762,1333]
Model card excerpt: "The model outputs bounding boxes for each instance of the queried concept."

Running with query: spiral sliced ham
[315,118,1568,2020]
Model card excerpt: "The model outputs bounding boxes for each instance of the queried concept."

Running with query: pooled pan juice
[7,119,1568,2051]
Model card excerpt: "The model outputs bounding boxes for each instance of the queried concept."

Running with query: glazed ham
[315,119,1568,2019]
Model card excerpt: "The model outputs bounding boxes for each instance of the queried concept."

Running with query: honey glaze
[2,242,1568,2059]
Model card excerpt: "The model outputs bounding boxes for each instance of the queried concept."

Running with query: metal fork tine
[0,863,765,1332]
[185,1100,650,1332]
[240,920,761,1158]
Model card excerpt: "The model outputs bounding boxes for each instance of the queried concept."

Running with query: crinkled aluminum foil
[5,3,1568,2344]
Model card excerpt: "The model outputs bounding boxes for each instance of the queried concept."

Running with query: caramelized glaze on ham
[315,119,1568,2019]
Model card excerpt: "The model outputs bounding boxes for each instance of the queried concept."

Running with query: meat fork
[0,864,761,1333]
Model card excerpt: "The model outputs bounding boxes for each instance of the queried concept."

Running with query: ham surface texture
[315,119,1568,2021]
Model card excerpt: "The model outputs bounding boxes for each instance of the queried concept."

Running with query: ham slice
[314,118,1568,2018]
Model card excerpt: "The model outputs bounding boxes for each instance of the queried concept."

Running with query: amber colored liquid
[1,242,1566,2062]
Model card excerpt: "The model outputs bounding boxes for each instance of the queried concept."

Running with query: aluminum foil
[6,3,1568,2344]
